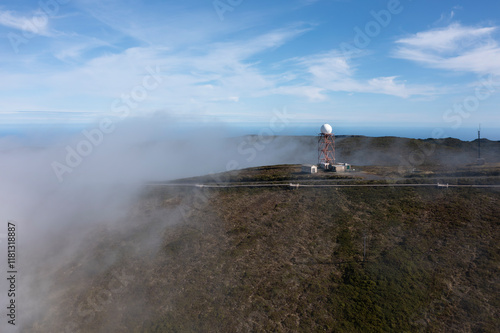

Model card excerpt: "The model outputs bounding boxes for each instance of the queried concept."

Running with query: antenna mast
[478,124,481,160]
[318,124,335,166]
[476,124,485,165]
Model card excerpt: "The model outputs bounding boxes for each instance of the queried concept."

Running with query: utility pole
[477,124,485,165]
[478,124,481,160]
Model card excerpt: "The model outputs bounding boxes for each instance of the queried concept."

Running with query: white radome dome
[321,124,332,134]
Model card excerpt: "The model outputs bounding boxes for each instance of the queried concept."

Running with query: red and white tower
[318,123,335,165]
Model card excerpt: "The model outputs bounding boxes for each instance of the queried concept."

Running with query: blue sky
[0,0,499,139]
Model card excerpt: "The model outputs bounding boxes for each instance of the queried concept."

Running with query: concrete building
[331,163,351,172]
[301,164,318,174]
[331,164,345,172]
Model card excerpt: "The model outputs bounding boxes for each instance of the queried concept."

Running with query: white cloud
[0,0,440,123]
[394,23,500,75]
[53,36,112,62]
[291,52,436,98]
[0,10,51,36]
[300,52,352,82]
[266,86,327,101]
[0,26,309,117]
[0,25,438,121]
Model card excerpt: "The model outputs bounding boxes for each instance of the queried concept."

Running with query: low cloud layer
[0,113,319,331]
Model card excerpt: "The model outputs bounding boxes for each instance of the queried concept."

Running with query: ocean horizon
[1,123,498,145]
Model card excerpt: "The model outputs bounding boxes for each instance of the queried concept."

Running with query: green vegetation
[171,164,357,184]
[28,176,500,332]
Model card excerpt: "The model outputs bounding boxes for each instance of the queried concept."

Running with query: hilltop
[23,136,500,332]
[259,135,500,167]
[26,176,500,331]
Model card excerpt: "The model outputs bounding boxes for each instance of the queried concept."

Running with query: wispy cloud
[2,1,497,128]
[0,25,313,117]
[0,10,50,36]
[290,51,436,98]
[394,23,500,75]
[0,20,438,122]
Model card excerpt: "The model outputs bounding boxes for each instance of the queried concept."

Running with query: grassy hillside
[27,166,500,332]
[336,136,500,166]
[257,135,500,167]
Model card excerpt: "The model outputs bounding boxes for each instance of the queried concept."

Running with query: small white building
[331,164,345,172]
[319,162,330,170]
[331,163,351,172]
[301,164,318,174]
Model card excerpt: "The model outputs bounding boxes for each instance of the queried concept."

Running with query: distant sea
[228,125,500,141]
[1,123,499,145]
